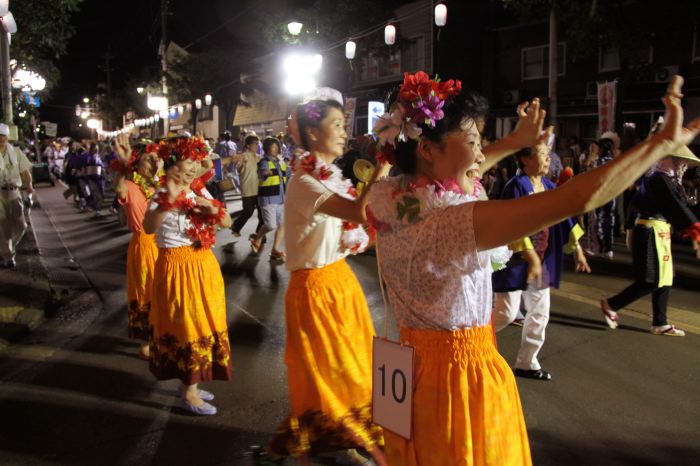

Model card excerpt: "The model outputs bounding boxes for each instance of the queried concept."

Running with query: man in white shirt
[0,123,33,268]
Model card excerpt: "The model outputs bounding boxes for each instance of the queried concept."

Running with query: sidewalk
[0,222,49,350]
[0,185,94,351]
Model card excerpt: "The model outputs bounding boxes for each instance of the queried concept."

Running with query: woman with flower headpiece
[267,89,389,466]
[112,133,162,360]
[142,136,233,416]
[365,72,700,466]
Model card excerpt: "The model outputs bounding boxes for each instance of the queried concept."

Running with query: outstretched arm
[474,76,700,251]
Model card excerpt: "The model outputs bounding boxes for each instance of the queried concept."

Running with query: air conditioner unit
[503,89,520,105]
[654,65,679,83]
[585,82,598,100]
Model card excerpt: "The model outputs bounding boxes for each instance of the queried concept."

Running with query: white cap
[0,123,9,136]
[302,87,343,106]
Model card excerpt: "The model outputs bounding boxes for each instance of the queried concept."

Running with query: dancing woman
[268,90,388,466]
[143,137,233,415]
[366,73,699,466]
[600,131,700,336]
[112,134,161,359]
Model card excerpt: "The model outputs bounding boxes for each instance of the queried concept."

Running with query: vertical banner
[597,81,617,135]
[368,101,385,135]
[344,97,357,138]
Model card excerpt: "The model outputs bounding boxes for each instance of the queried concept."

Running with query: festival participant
[366,72,699,466]
[0,123,33,268]
[268,89,388,466]
[250,137,290,261]
[492,143,591,381]
[600,124,700,336]
[111,134,161,359]
[142,136,233,416]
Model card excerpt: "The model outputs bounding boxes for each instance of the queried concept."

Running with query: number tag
[372,337,414,440]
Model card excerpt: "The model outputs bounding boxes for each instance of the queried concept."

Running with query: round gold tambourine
[353,158,375,183]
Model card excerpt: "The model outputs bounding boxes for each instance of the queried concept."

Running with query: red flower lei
[154,184,226,249]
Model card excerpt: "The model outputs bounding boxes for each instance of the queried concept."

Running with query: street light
[287,21,303,36]
[137,86,144,94]
[83,97,90,104]
[86,118,101,129]
[282,53,322,95]
[80,111,89,119]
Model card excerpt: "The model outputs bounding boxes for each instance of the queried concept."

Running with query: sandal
[651,325,685,337]
[250,238,262,254]
[514,368,552,381]
[600,299,619,329]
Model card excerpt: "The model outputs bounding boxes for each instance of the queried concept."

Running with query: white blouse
[148,188,213,249]
[367,177,496,331]
[284,172,349,271]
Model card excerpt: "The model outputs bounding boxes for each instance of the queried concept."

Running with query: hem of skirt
[149,363,233,385]
[267,403,383,458]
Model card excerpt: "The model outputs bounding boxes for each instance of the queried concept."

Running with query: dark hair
[296,99,344,150]
[262,136,281,155]
[598,138,615,157]
[244,135,259,146]
[514,147,533,170]
[393,90,490,174]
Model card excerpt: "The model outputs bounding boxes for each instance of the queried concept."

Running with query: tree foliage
[503,0,700,68]
[11,0,84,92]
[261,0,403,49]
[167,49,258,132]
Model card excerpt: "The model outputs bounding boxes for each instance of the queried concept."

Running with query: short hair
[262,136,281,154]
[244,135,259,146]
[393,90,490,174]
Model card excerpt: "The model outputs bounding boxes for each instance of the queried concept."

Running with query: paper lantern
[384,24,396,45]
[345,41,356,60]
[205,94,212,106]
[435,4,447,27]
[195,99,202,110]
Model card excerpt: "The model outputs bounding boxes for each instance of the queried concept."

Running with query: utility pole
[103,44,113,128]
[159,0,169,136]
[0,32,13,129]
[547,4,558,132]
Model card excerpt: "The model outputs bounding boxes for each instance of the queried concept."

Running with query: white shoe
[651,325,685,337]
[600,299,619,329]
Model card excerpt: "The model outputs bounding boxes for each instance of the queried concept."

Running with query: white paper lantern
[0,1,9,17]
[384,24,396,45]
[177,105,184,114]
[195,98,202,110]
[1,12,17,34]
[435,4,447,27]
[205,94,212,106]
[345,41,356,60]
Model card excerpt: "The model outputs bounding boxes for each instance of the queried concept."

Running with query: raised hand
[510,98,548,149]
[656,76,700,148]
[115,133,132,164]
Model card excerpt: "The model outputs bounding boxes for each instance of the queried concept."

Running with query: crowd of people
[2,72,699,466]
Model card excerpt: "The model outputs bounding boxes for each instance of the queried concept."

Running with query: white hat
[302,87,343,106]
[0,123,9,136]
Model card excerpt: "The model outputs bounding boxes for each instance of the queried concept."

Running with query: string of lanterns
[345,2,447,60]
[95,93,213,139]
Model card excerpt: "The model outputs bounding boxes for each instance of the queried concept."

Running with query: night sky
[41,0,304,133]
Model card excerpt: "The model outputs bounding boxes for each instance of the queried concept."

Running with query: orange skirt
[269,259,383,457]
[126,230,158,341]
[149,246,232,385]
[385,325,532,466]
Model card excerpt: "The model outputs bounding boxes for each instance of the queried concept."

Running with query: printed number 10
[378,364,407,403]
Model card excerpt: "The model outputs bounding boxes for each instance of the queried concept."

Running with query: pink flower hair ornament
[371,71,462,165]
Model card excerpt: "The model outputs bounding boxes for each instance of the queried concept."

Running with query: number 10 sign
[372,337,414,439]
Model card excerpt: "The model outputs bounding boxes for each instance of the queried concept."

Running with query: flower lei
[157,137,210,169]
[153,181,226,250]
[131,170,161,201]
[292,152,372,254]
[372,71,461,164]
[367,175,510,271]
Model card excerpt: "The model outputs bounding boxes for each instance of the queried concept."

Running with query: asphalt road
[0,184,698,466]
